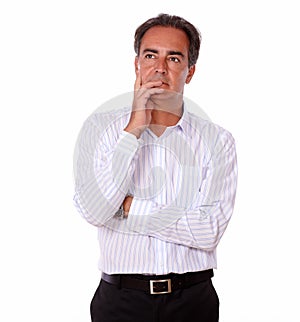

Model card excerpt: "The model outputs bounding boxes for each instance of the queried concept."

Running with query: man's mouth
[148,75,169,87]
[154,81,169,88]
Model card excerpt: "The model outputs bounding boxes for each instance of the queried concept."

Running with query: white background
[1,0,299,321]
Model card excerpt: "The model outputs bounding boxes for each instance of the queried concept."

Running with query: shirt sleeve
[73,112,139,227]
[124,126,238,251]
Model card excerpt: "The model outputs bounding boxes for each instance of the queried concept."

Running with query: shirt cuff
[116,131,139,155]
[128,198,154,216]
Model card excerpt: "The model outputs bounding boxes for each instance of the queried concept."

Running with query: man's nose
[155,58,167,74]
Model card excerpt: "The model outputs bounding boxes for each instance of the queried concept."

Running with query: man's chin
[150,90,183,113]
[152,89,182,100]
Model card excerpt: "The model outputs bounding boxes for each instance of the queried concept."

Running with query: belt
[101,269,213,295]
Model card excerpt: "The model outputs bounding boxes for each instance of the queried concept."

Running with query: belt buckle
[150,279,172,295]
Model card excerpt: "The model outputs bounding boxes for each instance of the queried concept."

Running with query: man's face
[135,26,195,95]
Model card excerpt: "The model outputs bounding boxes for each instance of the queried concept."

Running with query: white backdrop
[1,1,299,321]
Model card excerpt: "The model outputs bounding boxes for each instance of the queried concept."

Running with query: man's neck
[150,108,182,127]
[148,105,183,137]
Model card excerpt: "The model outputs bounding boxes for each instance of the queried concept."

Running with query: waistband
[101,269,214,295]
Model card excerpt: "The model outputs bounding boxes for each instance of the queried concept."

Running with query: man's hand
[122,195,133,218]
[124,71,164,138]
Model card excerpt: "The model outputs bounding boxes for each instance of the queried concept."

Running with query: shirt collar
[172,102,190,135]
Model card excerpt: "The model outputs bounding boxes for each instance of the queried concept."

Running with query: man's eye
[145,54,155,59]
[169,57,180,63]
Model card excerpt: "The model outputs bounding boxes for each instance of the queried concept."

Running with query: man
[74,13,237,322]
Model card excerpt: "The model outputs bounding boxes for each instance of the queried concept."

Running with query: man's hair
[134,13,202,68]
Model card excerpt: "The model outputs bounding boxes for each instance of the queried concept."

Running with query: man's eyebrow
[142,48,158,54]
[168,51,185,57]
[142,48,185,57]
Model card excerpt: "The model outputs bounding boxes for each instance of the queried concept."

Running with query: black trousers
[90,278,219,322]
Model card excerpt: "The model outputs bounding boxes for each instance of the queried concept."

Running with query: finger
[133,87,163,109]
[133,87,164,110]
[136,86,164,98]
[134,70,142,91]
[135,77,163,93]
[141,80,163,89]
[145,87,165,97]
[123,196,133,212]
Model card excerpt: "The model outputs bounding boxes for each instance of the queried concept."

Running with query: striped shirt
[73,104,238,274]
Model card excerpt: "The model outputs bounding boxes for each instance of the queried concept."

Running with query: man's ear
[185,65,196,84]
[134,56,139,74]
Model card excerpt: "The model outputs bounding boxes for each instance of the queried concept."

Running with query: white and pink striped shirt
[73,104,238,274]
